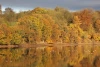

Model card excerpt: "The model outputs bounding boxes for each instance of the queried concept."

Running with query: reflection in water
[0,45,100,67]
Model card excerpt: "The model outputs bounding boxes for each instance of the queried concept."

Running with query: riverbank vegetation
[0,7,100,45]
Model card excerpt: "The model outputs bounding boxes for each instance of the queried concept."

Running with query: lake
[0,44,100,67]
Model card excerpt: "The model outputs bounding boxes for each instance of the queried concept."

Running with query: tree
[55,7,73,23]
[79,9,93,31]
[32,7,47,14]
[51,24,61,42]
[41,14,53,43]
[73,16,81,25]
[18,15,37,44]
[0,23,12,45]
[18,13,55,44]
[10,26,22,45]
[94,19,100,32]
[4,7,16,23]
[67,16,84,43]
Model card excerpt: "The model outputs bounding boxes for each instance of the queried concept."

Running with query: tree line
[0,7,100,45]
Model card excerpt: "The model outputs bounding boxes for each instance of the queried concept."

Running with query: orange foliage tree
[79,9,93,31]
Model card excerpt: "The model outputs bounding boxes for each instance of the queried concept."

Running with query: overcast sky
[0,0,100,12]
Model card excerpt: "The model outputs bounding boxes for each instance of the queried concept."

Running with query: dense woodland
[0,7,100,45]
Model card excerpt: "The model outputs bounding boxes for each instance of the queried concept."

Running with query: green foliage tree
[4,7,16,24]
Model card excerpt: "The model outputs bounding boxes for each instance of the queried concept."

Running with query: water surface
[0,45,100,67]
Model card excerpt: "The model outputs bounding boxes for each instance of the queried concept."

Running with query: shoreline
[0,43,100,48]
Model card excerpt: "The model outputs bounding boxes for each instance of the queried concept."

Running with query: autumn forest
[0,4,100,67]
[0,6,100,45]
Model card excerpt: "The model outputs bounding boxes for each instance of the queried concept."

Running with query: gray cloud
[0,0,100,12]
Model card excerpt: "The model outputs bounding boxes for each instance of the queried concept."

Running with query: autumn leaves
[0,7,100,45]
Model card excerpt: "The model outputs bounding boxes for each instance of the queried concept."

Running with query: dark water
[0,45,100,67]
